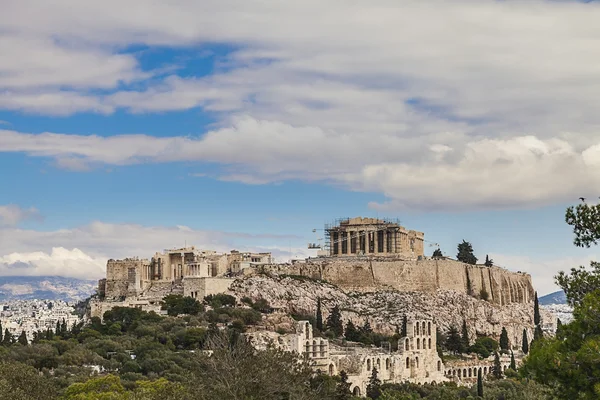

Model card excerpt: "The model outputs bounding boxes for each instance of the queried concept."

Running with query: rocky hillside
[229,274,553,348]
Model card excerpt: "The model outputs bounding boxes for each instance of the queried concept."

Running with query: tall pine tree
[510,351,516,370]
[461,320,469,352]
[344,321,360,342]
[17,330,27,345]
[2,328,12,346]
[477,368,484,397]
[445,325,463,354]
[326,305,344,337]
[401,315,408,337]
[316,298,323,331]
[457,240,477,265]
[366,367,382,399]
[522,329,529,354]
[335,370,352,400]
[499,327,509,352]
[493,352,502,379]
[534,292,541,326]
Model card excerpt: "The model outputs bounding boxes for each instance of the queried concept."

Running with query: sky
[1,0,600,295]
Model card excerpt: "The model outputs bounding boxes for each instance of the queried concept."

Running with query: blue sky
[2,0,600,295]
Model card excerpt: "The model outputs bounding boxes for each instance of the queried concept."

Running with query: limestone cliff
[229,275,552,349]
[260,258,534,306]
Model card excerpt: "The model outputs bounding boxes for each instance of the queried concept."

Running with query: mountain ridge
[0,276,97,302]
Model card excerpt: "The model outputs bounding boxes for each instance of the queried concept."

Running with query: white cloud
[0,204,41,226]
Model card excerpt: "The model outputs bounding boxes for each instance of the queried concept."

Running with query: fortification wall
[183,277,235,300]
[258,258,534,305]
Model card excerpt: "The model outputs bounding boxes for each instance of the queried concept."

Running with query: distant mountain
[0,276,97,303]
[539,290,567,305]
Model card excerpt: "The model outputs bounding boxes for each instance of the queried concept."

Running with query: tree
[499,327,509,352]
[344,321,360,342]
[468,336,499,359]
[17,330,27,345]
[400,316,408,337]
[461,320,469,352]
[366,367,382,399]
[432,248,443,258]
[484,254,494,267]
[326,306,344,337]
[510,351,516,371]
[55,320,61,336]
[2,329,12,346]
[533,292,541,326]
[457,240,477,265]
[61,318,68,335]
[162,295,203,316]
[445,325,463,354]
[477,368,484,397]
[335,370,352,400]
[533,325,543,341]
[361,320,373,335]
[521,329,529,354]
[316,298,323,331]
[493,352,502,379]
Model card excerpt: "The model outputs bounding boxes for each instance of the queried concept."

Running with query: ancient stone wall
[258,258,534,306]
[183,277,235,300]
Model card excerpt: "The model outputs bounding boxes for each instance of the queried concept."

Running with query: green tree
[477,368,484,397]
[344,321,360,342]
[316,298,323,331]
[335,370,352,400]
[484,254,493,267]
[461,320,469,352]
[534,292,541,326]
[533,325,543,341]
[493,352,502,379]
[510,351,516,371]
[521,329,529,354]
[2,329,12,346]
[361,320,373,335]
[366,367,382,399]
[457,240,477,265]
[61,318,68,335]
[17,330,27,346]
[63,374,127,399]
[0,362,58,399]
[432,248,443,258]
[468,336,499,359]
[499,327,509,352]
[445,325,463,354]
[326,306,344,337]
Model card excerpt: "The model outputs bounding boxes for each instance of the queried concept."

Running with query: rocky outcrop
[229,275,553,349]
[258,258,534,306]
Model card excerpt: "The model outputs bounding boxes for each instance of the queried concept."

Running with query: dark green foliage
[251,297,273,313]
[479,288,489,301]
[493,352,502,379]
[436,327,445,359]
[316,298,323,331]
[510,351,516,371]
[335,370,352,400]
[565,201,600,248]
[17,330,27,346]
[534,292,541,326]
[445,325,463,354]
[432,248,443,258]
[499,327,509,352]
[533,325,543,341]
[457,240,477,265]
[361,320,373,335]
[326,306,344,337]
[484,254,493,267]
[2,329,13,346]
[522,329,529,354]
[477,368,484,397]
[162,295,203,316]
[461,319,469,351]
[203,293,236,308]
[468,336,499,359]
[344,320,360,342]
[401,315,407,337]
[366,367,381,399]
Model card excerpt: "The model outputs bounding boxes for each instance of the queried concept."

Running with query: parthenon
[325,217,424,258]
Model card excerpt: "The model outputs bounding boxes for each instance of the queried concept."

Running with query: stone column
[382,230,387,253]
[374,229,379,254]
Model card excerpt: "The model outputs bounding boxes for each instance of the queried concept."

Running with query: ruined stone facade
[326,217,424,258]
[248,319,514,397]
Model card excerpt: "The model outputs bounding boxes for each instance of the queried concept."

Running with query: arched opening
[452,369,456,376]
[417,338,420,349]
[329,364,335,375]
[416,357,419,368]
[406,357,410,368]
[503,365,507,371]
[353,387,361,396]
[312,340,317,357]
[437,360,441,371]
[428,338,432,349]
[479,367,482,376]
[463,368,467,377]
[468,368,472,377]
[386,358,390,370]
[305,341,310,354]
[458,369,461,378]
[428,322,432,336]
[367,359,372,371]
[416,323,420,335]
[320,340,326,357]
[422,321,426,335]
[484,367,488,374]
[377,359,381,369]
[405,339,409,350]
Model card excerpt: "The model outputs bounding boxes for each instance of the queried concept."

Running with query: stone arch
[406,357,410,368]
[503,365,507,371]
[468,368,472,377]
[428,321,432,336]
[329,364,335,375]
[405,338,409,350]
[416,322,420,335]
[353,386,361,396]
[386,358,391,370]
[416,357,419,368]
[422,321,426,335]
[367,359,372,371]
[452,369,456,376]
[463,368,467,377]
[479,367,482,376]
[428,338,432,349]
[312,340,317,357]
[457,369,461,378]
[377,358,381,369]
[437,360,441,371]
[484,367,488,374]
[417,338,420,349]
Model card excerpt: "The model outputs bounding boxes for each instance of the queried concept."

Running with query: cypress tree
[445,325,463,354]
[55,320,61,336]
[344,321,360,342]
[0,321,3,342]
[522,329,529,354]
[534,292,541,326]
[361,320,373,334]
[534,324,544,341]
[401,315,408,337]
[316,298,323,331]
[556,318,563,335]
[326,306,344,337]
[461,320,469,352]
[366,367,382,399]
[493,351,502,379]
[2,328,12,346]
[17,330,28,345]
[477,368,484,397]
[499,327,509,352]
[510,351,516,370]
[61,318,67,335]
[335,370,352,400]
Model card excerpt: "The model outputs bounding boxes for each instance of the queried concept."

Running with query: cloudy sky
[1,0,600,294]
